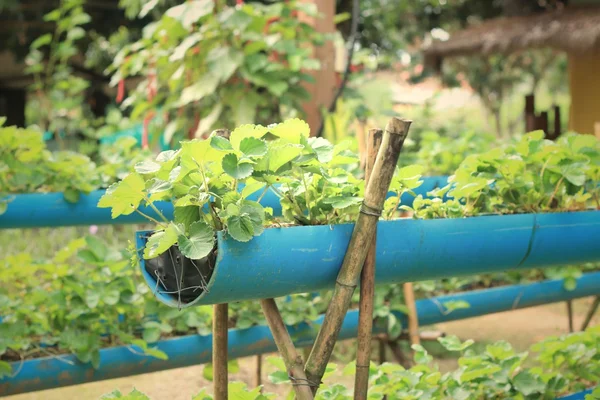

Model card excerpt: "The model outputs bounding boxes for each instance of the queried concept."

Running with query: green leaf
[203,363,214,381]
[174,206,200,231]
[227,214,254,242]
[412,344,433,365]
[144,224,180,259]
[177,221,215,259]
[177,74,219,106]
[564,276,577,291]
[240,201,265,236]
[210,135,234,152]
[256,143,303,173]
[145,347,168,360]
[322,196,363,209]
[31,33,52,49]
[85,291,100,308]
[512,371,545,395]
[0,361,12,377]
[239,137,267,157]
[166,0,214,29]
[222,153,254,179]
[143,327,161,343]
[207,46,244,83]
[437,335,474,352]
[308,137,334,163]
[135,160,161,174]
[97,173,146,218]
[229,124,268,150]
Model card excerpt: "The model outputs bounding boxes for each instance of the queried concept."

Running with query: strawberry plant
[103,327,600,399]
[408,131,600,219]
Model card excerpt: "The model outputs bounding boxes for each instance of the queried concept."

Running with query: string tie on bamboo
[359,202,382,217]
[289,376,322,388]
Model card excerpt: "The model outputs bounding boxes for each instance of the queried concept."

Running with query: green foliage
[25,0,95,138]
[408,132,600,218]
[101,328,600,399]
[98,119,363,259]
[110,1,324,145]
[0,123,99,212]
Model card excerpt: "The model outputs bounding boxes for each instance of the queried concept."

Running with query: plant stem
[354,128,382,400]
[547,176,564,208]
[301,173,313,222]
[134,209,167,227]
[213,303,228,400]
[260,298,314,400]
[256,185,270,203]
[147,201,170,223]
[304,118,411,394]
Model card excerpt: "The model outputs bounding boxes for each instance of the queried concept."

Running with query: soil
[4,297,599,400]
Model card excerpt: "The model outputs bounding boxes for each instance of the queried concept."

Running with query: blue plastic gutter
[1,272,599,396]
[138,210,600,307]
[0,176,449,229]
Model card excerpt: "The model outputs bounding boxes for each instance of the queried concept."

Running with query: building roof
[423,6,600,69]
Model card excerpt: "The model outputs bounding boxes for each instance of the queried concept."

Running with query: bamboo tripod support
[260,298,314,400]
[354,129,383,400]
[213,303,228,400]
[305,117,412,394]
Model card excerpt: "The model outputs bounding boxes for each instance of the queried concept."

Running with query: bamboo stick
[581,296,600,331]
[213,303,228,400]
[254,355,262,388]
[354,128,382,400]
[403,282,421,346]
[305,117,411,393]
[260,298,314,400]
[566,300,574,333]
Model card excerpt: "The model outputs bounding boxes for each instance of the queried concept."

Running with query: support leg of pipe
[387,339,411,369]
[566,300,574,333]
[254,354,262,389]
[581,296,600,331]
[403,282,421,346]
[213,303,228,400]
[260,298,314,400]
[378,339,386,364]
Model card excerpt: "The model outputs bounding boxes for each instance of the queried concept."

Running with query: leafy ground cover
[104,328,600,399]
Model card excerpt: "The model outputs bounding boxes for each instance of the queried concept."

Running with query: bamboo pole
[566,300,574,333]
[213,303,228,400]
[354,128,382,400]
[305,117,411,393]
[260,298,314,400]
[254,355,262,388]
[581,296,599,331]
[403,282,421,346]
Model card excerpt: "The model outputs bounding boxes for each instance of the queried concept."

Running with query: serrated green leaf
[438,335,474,352]
[174,206,200,231]
[177,221,215,259]
[98,173,146,218]
[222,153,254,179]
[135,160,161,174]
[210,135,233,151]
[144,224,180,259]
[227,214,254,242]
[239,137,267,157]
[512,371,546,395]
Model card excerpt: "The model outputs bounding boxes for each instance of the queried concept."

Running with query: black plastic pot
[140,232,217,305]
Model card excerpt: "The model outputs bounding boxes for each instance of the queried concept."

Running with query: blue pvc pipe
[138,210,600,307]
[0,176,448,229]
[2,272,599,396]
[557,388,594,400]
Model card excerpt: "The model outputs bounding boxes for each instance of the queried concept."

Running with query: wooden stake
[260,298,314,400]
[403,282,421,346]
[254,355,262,388]
[305,117,411,393]
[354,128,382,400]
[213,303,228,400]
[581,296,600,331]
[566,300,574,333]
